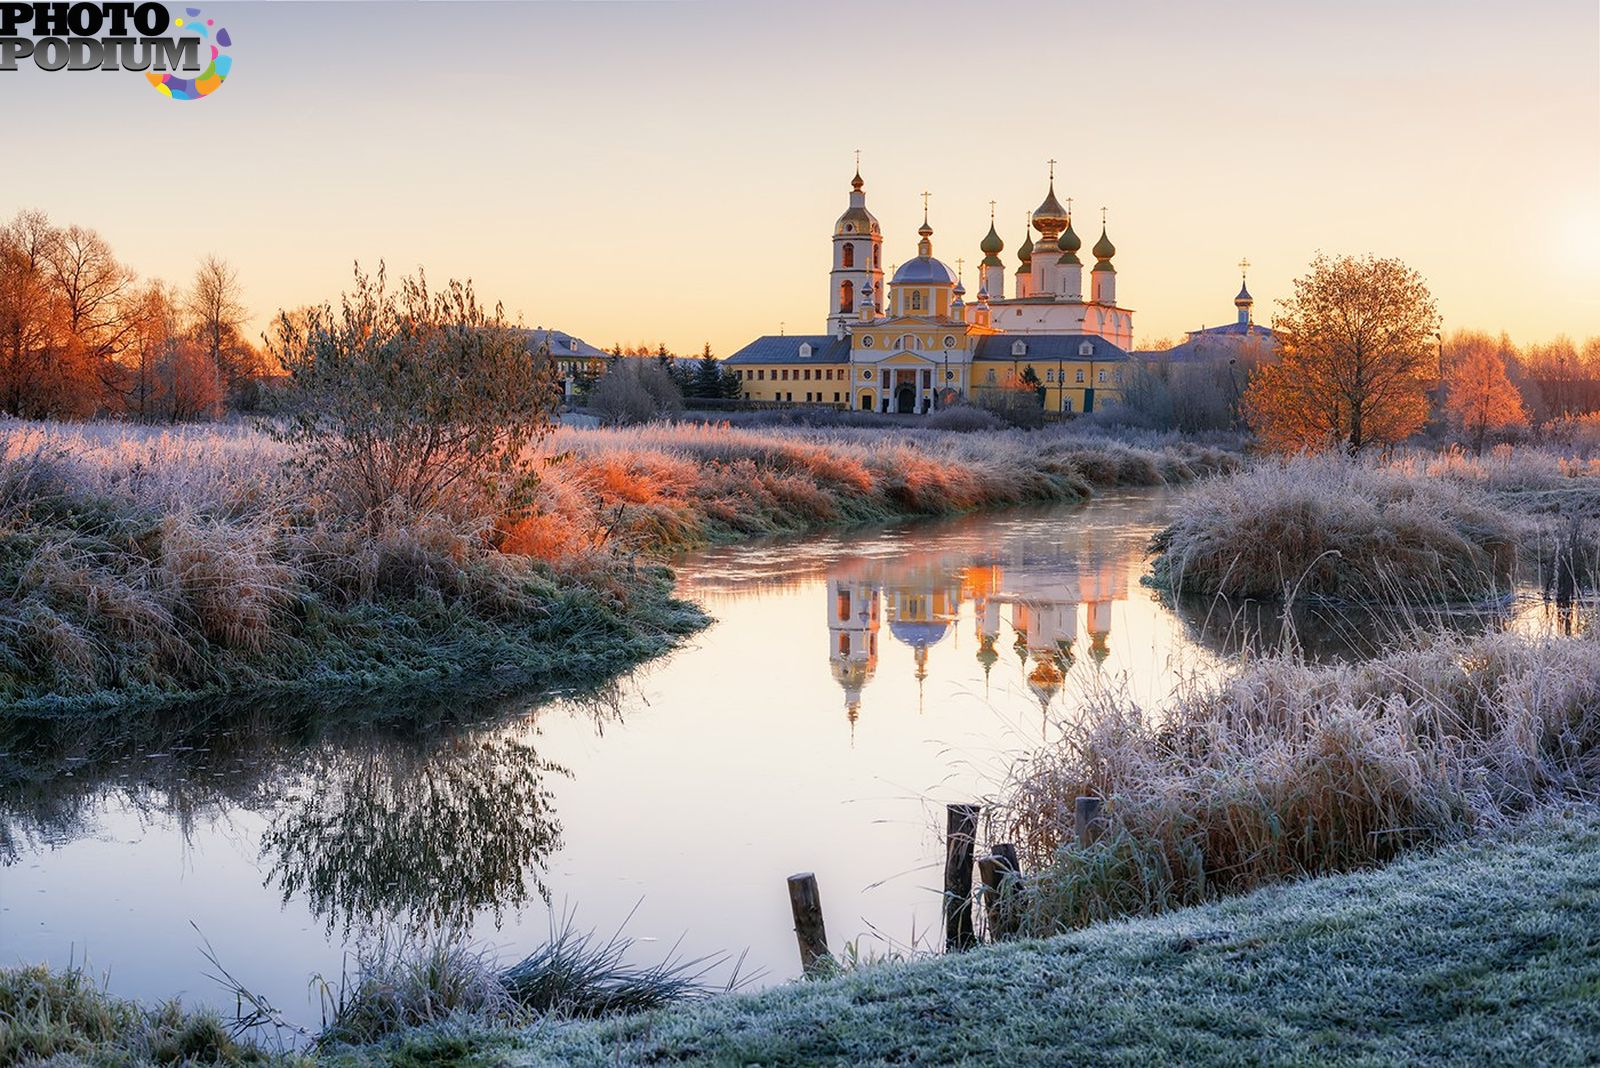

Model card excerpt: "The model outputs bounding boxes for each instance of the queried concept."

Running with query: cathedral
[725,165,1134,415]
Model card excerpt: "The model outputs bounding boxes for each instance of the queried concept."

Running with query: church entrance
[895,384,916,414]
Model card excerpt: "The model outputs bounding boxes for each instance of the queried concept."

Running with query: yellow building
[727,166,1132,416]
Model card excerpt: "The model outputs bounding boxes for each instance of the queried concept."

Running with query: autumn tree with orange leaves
[1444,330,1527,454]
[1244,254,1439,454]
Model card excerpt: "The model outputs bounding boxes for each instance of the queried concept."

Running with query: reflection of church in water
[826,545,1129,722]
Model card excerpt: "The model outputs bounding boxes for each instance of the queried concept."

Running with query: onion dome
[1235,281,1253,307]
[1017,226,1034,270]
[894,210,957,286]
[1032,181,1069,239]
[979,221,1004,267]
[834,168,881,237]
[1091,226,1116,272]
[1058,217,1082,265]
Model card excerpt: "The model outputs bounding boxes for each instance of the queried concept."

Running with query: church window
[910,291,923,312]
[842,243,856,268]
[1098,369,1108,383]
[1011,340,1027,356]
[1062,396,1074,413]
[943,335,955,348]
[985,369,997,384]
[1075,369,1085,383]
[1079,341,1094,357]
[862,369,872,380]
[840,280,854,313]
[1046,370,1055,382]
[861,335,874,348]
[873,246,881,268]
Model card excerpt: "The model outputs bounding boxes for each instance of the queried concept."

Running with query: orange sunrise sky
[5,0,1598,355]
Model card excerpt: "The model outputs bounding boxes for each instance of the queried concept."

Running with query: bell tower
[829,157,884,334]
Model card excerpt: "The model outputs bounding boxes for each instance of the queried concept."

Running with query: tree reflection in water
[260,721,567,935]
[0,684,629,934]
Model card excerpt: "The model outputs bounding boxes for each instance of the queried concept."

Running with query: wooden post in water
[1076,795,1105,849]
[988,842,1022,939]
[787,872,830,977]
[944,803,981,952]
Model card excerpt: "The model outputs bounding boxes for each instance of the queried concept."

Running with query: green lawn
[332,807,1600,1067]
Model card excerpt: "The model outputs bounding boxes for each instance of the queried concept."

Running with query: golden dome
[1032,181,1069,240]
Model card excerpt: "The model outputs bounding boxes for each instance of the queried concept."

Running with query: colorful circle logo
[147,7,231,101]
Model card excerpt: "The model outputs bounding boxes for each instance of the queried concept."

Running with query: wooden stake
[944,803,981,952]
[787,872,830,976]
[1076,795,1105,849]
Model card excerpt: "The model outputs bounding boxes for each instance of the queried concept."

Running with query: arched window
[840,279,854,313]
[910,290,923,312]
[873,246,881,268]
[842,243,856,268]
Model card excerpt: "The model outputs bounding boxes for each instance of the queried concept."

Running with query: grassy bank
[11,809,1596,1066]
[318,807,1600,1066]
[0,419,1236,714]
[1150,448,1599,603]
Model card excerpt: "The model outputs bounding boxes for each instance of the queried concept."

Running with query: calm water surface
[0,489,1558,1028]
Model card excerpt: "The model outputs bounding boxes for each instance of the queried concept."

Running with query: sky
[4,0,1599,355]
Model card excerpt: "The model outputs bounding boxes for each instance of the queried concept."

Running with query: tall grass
[995,625,1600,935]
[0,417,1235,711]
[1147,449,1600,603]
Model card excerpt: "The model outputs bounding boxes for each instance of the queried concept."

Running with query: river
[0,488,1547,1030]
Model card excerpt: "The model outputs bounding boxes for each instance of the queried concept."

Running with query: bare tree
[186,254,254,403]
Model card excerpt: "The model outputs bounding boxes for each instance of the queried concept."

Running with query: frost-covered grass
[1150,448,1600,603]
[323,807,1600,1066]
[994,627,1600,935]
[0,418,1235,712]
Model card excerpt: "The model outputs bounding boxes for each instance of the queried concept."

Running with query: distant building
[1140,271,1278,364]
[725,166,1134,416]
[527,328,609,397]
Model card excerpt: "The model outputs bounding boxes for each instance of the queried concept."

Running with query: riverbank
[14,805,1589,1066]
[328,806,1600,1066]
[0,419,1237,715]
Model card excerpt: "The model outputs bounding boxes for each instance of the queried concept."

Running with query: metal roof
[527,328,606,358]
[972,334,1129,361]
[724,335,852,365]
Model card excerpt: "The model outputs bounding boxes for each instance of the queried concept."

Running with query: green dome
[1093,227,1116,260]
[980,222,1004,255]
[1061,220,1082,254]
[1017,230,1034,266]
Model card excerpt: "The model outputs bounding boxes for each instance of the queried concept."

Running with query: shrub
[922,404,1005,432]
[588,358,685,426]
[268,265,559,526]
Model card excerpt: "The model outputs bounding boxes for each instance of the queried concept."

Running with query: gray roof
[528,328,606,358]
[972,334,1129,362]
[725,335,851,365]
